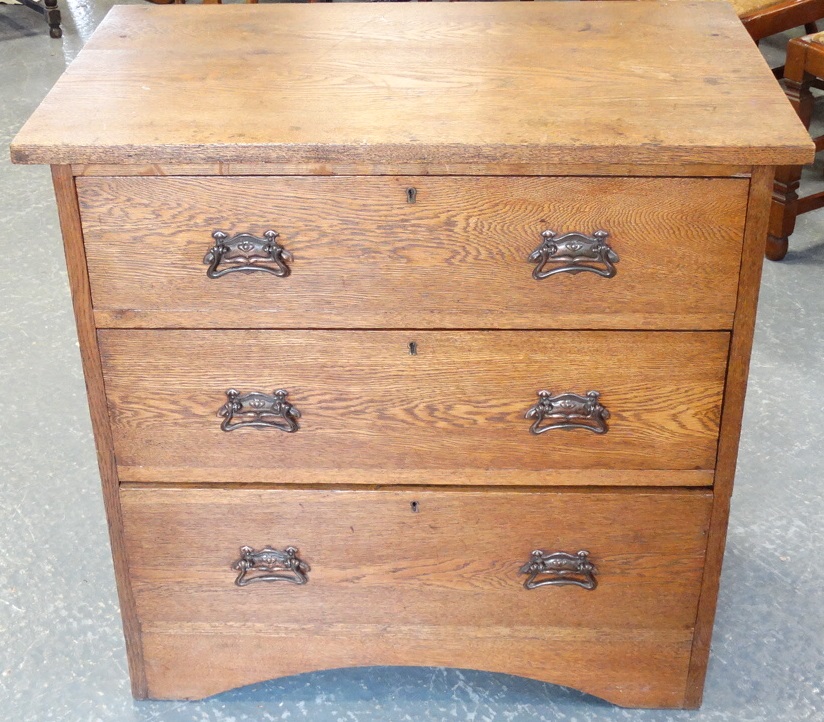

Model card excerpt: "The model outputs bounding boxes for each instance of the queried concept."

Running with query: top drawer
[77,175,748,330]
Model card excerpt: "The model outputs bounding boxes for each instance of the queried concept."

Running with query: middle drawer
[99,330,728,486]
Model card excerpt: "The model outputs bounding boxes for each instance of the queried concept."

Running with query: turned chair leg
[43,0,61,38]
[769,164,803,261]
[768,38,814,260]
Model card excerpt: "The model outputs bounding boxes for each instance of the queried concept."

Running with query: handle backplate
[529,230,618,279]
[218,388,301,432]
[233,545,310,586]
[525,390,609,435]
[520,549,597,590]
[204,230,292,278]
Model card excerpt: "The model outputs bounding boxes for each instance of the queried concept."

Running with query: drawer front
[99,330,728,485]
[78,175,748,329]
[121,486,712,705]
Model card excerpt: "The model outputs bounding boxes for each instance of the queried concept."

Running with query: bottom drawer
[121,486,712,708]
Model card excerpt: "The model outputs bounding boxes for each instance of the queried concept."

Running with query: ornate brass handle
[525,390,609,435]
[217,388,301,432]
[519,550,597,590]
[528,230,618,279]
[233,546,310,586]
[204,230,292,278]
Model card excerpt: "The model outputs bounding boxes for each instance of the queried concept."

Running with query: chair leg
[43,0,61,38]
[769,164,804,260]
[767,39,814,260]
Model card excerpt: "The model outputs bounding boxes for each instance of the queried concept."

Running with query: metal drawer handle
[529,230,618,279]
[218,388,301,432]
[525,390,609,435]
[233,546,310,586]
[204,230,292,278]
[520,550,597,590]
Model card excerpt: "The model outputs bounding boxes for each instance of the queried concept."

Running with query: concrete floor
[1,2,823,720]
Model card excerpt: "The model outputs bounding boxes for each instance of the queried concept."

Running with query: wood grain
[98,330,729,483]
[683,166,774,707]
[120,468,715,487]
[10,3,814,167]
[50,166,148,697]
[121,485,713,706]
[70,162,754,177]
[78,176,749,330]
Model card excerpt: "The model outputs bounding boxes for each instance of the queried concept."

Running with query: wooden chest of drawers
[11,1,813,709]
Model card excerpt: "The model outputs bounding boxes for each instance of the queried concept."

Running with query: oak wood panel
[121,486,712,706]
[117,468,715,487]
[10,4,813,167]
[684,167,774,707]
[78,176,748,330]
[70,162,754,177]
[50,166,148,697]
[99,330,729,483]
[140,627,691,707]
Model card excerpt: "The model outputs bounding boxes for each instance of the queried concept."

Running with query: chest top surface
[10,1,813,167]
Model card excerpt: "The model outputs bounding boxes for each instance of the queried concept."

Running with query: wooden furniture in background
[768,31,824,259]
[742,0,824,259]
[10,1,812,710]
[740,0,824,51]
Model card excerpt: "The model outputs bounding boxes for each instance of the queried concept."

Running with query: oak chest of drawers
[11,1,813,709]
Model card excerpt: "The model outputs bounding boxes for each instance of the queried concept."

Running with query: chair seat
[683,0,782,17]
[729,0,780,16]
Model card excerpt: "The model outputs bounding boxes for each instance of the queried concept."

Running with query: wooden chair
[736,1,824,259]
[741,0,824,51]
[767,32,824,259]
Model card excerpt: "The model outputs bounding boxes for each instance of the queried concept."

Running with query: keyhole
[408,341,417,355]
[406,187,417,204]
[410,501,419,513]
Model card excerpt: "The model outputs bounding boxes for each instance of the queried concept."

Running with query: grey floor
[1,2,823,720]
